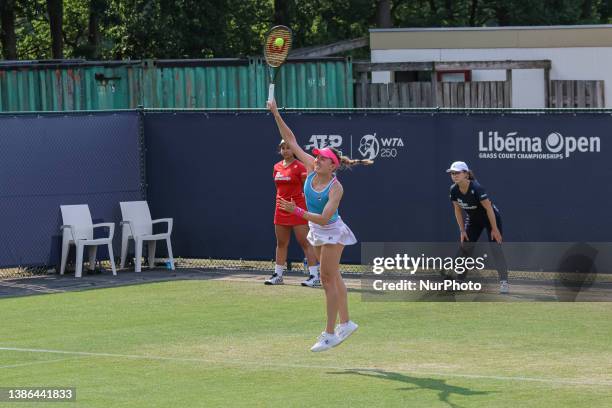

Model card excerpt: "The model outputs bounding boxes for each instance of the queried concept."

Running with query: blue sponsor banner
[5,110,607,269]
[145,112,611,264]
[0,112,143,267]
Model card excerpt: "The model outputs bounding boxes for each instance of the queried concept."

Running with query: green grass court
[1,279,611,407]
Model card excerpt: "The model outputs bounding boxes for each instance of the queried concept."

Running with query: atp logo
[304,134,342,150]
[359,134,380,160]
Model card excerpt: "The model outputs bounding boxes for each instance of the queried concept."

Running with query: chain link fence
[4,256,610,286]
[2,109,612,289]
[0,111,144,278]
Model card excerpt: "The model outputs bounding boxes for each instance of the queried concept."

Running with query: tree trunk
[273,0,291,26]
[445,0,454,22]
[429,0,438,17]
[580,0,593,20]
[469,0,478,26]
[600,0,612,23]
[376,0,392,28]
[494,2,510,26]
[88,0,106,59]
[47,0,63,59]
[0,0,17,59]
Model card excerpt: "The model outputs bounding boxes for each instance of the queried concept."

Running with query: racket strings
[264,27,292,67]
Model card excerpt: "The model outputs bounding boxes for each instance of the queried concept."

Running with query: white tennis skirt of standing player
[307,217,357,247]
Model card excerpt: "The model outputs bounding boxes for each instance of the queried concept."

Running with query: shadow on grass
[329,369,495,408]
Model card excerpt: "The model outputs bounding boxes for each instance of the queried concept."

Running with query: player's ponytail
[340,156,374,169]
[329,147,373,170]
[467,170,476,180]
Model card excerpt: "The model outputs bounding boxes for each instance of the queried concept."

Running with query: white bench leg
[75,243,84,278]
[135,238,143,273]
[120,234,129,268]
[88,246,97,271]
[166,238,175,270]
[147,241,156,269]
[107,244,117,276]
[60,241,70,275]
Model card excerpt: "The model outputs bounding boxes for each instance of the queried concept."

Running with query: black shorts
[465,212,503,242]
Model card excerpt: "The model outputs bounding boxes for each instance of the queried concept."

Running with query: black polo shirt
[450,181,499,223]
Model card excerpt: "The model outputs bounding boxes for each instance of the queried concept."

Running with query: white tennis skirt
[307,217,357,247]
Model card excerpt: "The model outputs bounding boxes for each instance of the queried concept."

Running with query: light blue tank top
[304,172,339,224]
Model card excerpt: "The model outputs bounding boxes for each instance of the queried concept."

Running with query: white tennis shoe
[264,273,283,285]
[499,280,509,294]
[335,320,359,343]
[310,332,341,352]
[301,275,321,287]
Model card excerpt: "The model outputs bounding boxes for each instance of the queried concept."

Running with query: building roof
[370,25,612,49]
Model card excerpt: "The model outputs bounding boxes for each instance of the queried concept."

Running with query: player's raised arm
[267,99,315,171]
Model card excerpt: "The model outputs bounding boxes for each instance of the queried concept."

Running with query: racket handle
[268,83,275,103]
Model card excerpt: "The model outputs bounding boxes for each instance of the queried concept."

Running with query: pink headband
[312,147,339,167]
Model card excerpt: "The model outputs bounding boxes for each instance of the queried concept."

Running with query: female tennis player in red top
[265,140,320,287]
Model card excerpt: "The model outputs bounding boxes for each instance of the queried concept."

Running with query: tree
[4,0,612,61]
[274,0,291,26]
[46,0,62,58]
[469,0,479,26]
[377,0,393,28]
[0,0,18,59]
[88,0,107,59]
[600,0,612,22]
[444,0,454,22]
[104,0,273,59]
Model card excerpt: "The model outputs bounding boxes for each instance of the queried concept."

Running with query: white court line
[0,356,84,369]
[0,282,64,293]
[0,346,610,387]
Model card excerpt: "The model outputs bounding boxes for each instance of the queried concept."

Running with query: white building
[369,25,612,108]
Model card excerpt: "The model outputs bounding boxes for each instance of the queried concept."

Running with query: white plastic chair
[119,201,174,273]
[60,205,117,278]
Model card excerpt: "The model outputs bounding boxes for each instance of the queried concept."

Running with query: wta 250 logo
[304,133,405,160]
[478,130,601,160]
[358,134,379,159]
[359,133,405,159]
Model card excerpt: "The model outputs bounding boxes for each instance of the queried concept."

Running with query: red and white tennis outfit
[274,159,308,226]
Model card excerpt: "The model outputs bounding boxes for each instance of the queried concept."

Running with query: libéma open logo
[478,131,601,160]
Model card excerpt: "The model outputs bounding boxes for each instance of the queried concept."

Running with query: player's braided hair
[328,147,373,170]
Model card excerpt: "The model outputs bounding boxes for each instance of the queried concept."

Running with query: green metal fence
[0,57,353,111]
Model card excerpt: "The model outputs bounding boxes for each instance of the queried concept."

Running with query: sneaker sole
[311,341,341,352]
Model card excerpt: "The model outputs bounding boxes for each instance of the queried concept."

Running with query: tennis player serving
[267,99,372,352]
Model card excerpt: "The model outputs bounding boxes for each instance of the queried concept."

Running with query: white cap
[446,161,469,173]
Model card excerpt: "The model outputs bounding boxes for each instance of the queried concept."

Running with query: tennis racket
[263,25,293,103]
